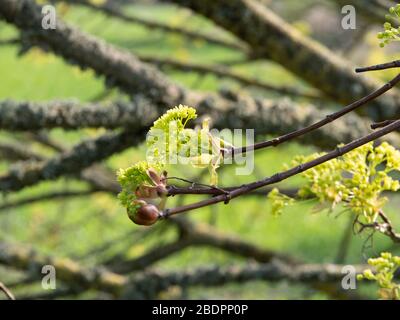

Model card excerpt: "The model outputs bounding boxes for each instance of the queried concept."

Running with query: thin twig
[0,282,15,300]
[353,210,400,243]
[356,60,400,73]
[0,189,98,212]
[167,184,298,197]
[378,210,400,243]
[371,119,396,129]
[0,38,19,46]
[56,0,248,53]
[226,72,400,156]
[138,55,323,100]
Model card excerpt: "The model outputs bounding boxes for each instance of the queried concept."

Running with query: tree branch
[226,73,400,157]
[57,0,249,53]
[0,1,383,151]
[138,54,323,101]
[0,141,44,161]
[0,99,157,131]
[356,60,400,73]
[0,129,145,192]
[122,261,368,299]
[163,119,400,217]
[0,189,98,212]
[0,240,368,299]
[355,210,400,243]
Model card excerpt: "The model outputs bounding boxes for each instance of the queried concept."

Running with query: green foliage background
[0,2,399,299]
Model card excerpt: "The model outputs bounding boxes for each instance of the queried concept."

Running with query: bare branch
[0,37,19,46]
[0,240,368,299]
[334,0,395,25]
[0,189,98,212]
[138,55,323,101]
[356,211,400,243]
[0,99,157,130]
[356,60,400,73]
[0,97,382,152]
[226,73,400,156]
[122,261,368,299]
[0,129,145,192]
[0,1,382,151]
[377,211,400,243]
[371,120,396,129]
[0,242,126,296]
[0,141,44,161]
[57,0,249,53]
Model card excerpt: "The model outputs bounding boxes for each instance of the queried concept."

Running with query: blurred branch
[16,288,75,300]
[0,141,44,161]
[0,128,145,192]
[371,119,395,129]
[0,99,156,131]
[56,0,249,53]
[0,189,97,212]
[122,261,368,299]
[164,0,400,121]
[335,215,354,264]
[138,55,323,101]
[163,119,400,217]
[0,0,185,108]
[356,60,400,73]
[109,237,194,273]
[0,242,126,296]
[27,132,65,152]
[334,0,395,25]
[0,96,382,151]
[0,1,381,151]
[26,133,122,193]
[355,210,400,243]
[0,37,19,46]
[0,240,369,299]
[167,185,299,197]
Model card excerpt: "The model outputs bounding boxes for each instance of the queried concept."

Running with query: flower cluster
[118,105,230,225]
[357,252,400,300]
[146,105,228,185]
[378,4,400,47]
[269,142,400,222]
[267,188,295,216]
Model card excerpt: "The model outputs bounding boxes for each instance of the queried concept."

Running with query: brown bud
[147,168,162,185]
[130,203,160,226]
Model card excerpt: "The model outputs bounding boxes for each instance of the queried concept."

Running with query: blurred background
[0,0,400,299]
